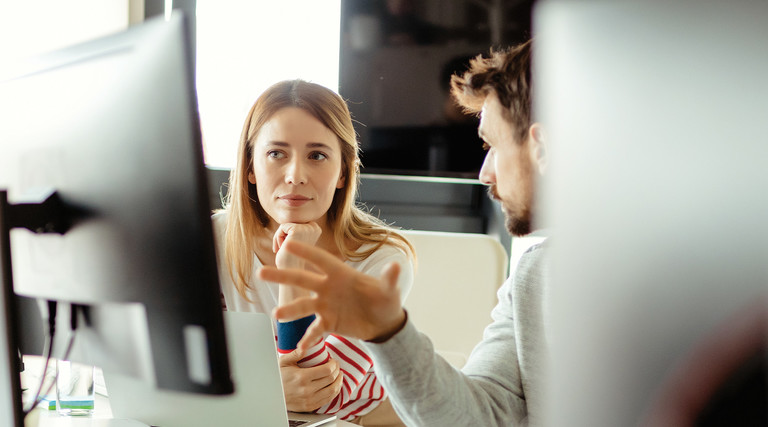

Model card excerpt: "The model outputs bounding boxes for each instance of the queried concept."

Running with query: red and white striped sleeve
[290,334,386,420]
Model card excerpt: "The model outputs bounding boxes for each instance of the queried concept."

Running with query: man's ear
[528,123,548,175]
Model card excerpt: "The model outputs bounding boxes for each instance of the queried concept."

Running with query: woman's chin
[269,209,326,226]
[277,215,315,225]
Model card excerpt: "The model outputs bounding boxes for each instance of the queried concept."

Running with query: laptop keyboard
[288,420,310,427]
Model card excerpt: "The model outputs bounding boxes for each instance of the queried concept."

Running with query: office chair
[401,230,508,368]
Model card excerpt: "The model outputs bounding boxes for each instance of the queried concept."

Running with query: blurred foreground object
[535,1,768,425]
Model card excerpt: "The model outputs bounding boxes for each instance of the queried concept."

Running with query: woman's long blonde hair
[221,80,414,300]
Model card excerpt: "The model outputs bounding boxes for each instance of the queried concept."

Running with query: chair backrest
[401,230,508,368]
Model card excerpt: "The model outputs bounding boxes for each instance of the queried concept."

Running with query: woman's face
[249,107,345,229]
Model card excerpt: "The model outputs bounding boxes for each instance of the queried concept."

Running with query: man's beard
[488,185,532,237]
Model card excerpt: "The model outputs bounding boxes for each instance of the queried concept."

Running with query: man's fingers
[281,240,344,273]
[297,319,327,354]
[380,261,401,290]
[258,266,323,290]
[273,297,318,323]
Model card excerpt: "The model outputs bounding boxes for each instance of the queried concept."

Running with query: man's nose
[478,151,495,185]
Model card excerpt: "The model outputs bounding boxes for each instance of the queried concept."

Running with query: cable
[22,300,56,414]
[22,329,54,413]
[22,302,78,417]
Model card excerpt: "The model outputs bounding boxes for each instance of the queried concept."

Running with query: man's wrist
[366,310,408,344]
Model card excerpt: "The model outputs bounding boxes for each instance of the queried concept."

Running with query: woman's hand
[273,222,322,269]
[279,348,343,412]
[274,222,322,305]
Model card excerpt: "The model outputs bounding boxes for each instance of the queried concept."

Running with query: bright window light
[165,0,174,21]
[196,1,341,168]
[0,1,127,63]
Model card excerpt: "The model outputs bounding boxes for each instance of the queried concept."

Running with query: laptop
[105,311,336,427]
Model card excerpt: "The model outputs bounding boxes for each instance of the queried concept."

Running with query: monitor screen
[0,13,233,424]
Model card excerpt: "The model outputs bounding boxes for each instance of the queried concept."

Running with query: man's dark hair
[450,40,533,144]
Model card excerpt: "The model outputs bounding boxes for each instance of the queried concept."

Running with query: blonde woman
[213,80,413,426]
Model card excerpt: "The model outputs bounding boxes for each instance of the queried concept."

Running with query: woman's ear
[336,172,346,189]
[528,123,548,175]
[248,171,256,185]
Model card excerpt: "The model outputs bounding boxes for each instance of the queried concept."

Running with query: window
[195,1,341,168]
[0,1,128,63]
[1,1,342,169]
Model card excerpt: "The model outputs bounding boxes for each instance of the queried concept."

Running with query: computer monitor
[0,12,234,426]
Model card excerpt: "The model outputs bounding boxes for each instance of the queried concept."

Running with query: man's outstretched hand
[257,240,407,352]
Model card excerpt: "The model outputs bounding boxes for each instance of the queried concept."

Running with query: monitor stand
[3,190,152,427]
[1,191,26,427]
[1,190,78,427]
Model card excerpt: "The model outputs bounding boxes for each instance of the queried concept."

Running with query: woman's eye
[267,150,285,160]
[309,151,328,161]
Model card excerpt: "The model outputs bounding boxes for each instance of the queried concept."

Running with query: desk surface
[27,397,355,427]
[29,402,354,427]
[22,357,354,427]
[31,415,354,427]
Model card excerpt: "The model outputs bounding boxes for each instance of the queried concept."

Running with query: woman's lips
[279,195,311,207]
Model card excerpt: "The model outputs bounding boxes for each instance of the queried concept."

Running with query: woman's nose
[285,159,306,185]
